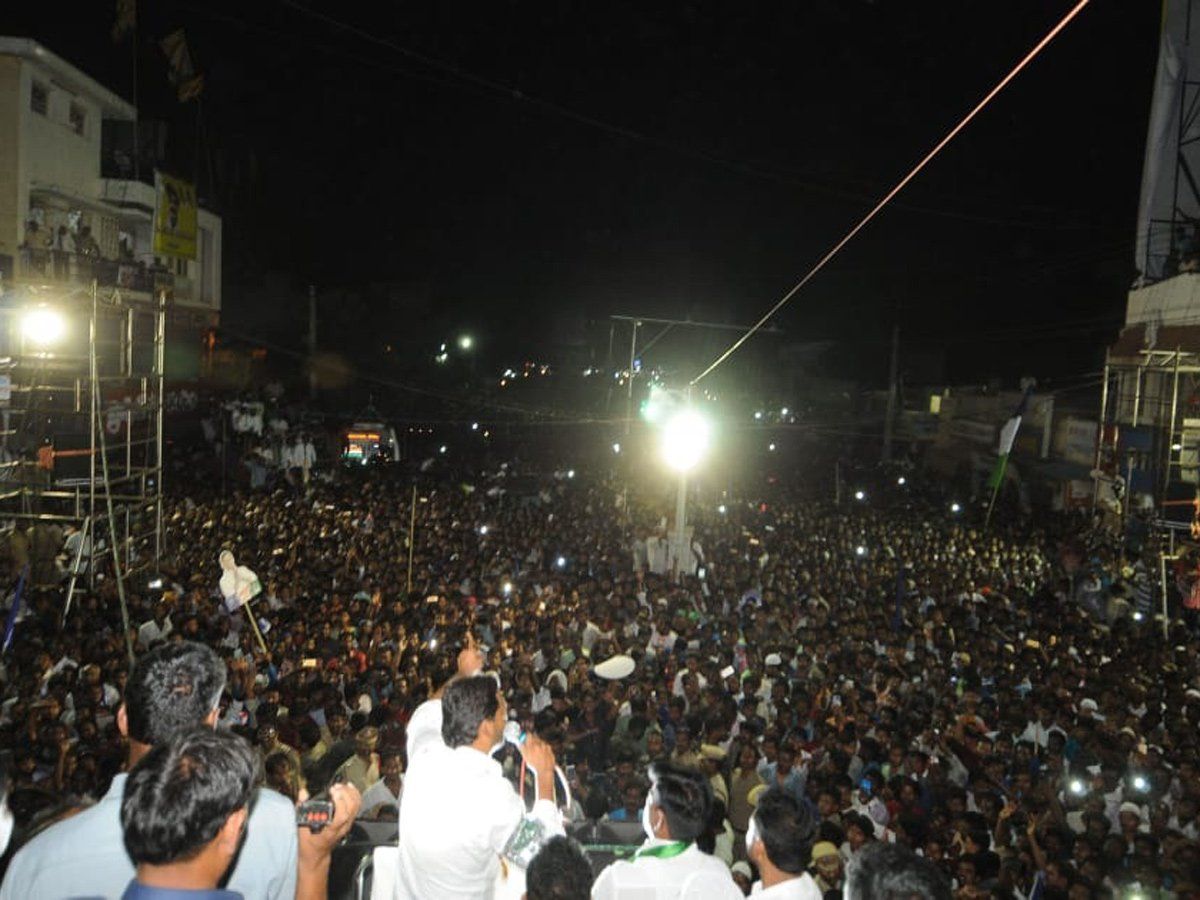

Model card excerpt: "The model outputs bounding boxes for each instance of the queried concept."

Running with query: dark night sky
[9,1,1163,392]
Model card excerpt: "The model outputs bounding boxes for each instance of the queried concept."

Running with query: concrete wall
[0,56,20,265]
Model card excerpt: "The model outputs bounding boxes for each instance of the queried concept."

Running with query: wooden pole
[406,484,418,594]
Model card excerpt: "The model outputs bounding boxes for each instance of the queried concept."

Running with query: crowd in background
[0,432,1198,899]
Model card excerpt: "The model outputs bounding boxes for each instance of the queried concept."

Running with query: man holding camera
[1,642,359,900]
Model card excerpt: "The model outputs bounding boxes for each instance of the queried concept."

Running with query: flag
[2,566,29,654]
[988,387,1033,490]
[112,0,136,42]
[160,29,204,102]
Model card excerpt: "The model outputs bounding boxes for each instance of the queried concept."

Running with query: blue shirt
[1,773,297,900]
[120,883,241,900]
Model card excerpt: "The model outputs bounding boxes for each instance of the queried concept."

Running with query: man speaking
[398,638,563,899]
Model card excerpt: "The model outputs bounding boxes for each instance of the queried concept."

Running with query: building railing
[15,246,182,299]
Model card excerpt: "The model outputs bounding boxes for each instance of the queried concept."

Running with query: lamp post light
[661,407,711,580]
[21,307,66,347]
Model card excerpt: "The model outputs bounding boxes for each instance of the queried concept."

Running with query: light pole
[660,407,711,580]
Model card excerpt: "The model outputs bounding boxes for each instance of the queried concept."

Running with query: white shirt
[360,777,402,818]
[751,874,824,899]
[591,840,744,900]
[397,699,561,900]
[136,617,173,649]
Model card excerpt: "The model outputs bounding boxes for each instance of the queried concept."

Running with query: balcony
[14,246,183,301]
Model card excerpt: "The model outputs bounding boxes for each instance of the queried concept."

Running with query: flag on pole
[2,565,29,654]
[988,387,1033,490]
[112,0,136,43]
[160,29,204,102]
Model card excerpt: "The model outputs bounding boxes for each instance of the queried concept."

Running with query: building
[0,36,220,369]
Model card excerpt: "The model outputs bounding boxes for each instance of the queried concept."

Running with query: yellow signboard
[152,170,197,260]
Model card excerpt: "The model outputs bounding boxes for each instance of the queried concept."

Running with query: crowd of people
[0,434,1198,898]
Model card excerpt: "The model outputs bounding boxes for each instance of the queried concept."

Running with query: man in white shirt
[591,761,743,900]
[136,603,173,650]
[398,641,562,899]
[359,750,403,819]
[745,788,823,898]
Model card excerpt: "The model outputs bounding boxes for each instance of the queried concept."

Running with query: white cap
[764,653,783,667]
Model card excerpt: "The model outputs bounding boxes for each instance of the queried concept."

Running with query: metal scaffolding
[0,281,165,656]
[1096,346,1200,526]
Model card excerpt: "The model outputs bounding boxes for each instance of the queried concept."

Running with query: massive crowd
[1,436,1199,899]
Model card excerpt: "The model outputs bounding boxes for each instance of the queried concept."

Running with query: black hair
[124,642,226,746]
[121,725,257,866]
[844,842,952,900]
[751,788,817,874]
[525,836,595,900]
[441,676,500,748]
[648,761,711,843]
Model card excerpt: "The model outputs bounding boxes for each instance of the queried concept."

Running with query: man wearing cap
[810,841,842,895]
[744,788,822,898]
[591,761,743,900]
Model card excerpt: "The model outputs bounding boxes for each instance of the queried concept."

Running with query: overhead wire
[270,0,1103,232]
[688,0,1094,386]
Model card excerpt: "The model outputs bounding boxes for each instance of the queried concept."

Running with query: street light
[458,334,474,351]
[22,307,66,346]
[661,407,712,581]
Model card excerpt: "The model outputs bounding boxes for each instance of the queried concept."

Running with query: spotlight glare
[718,504,727,514]
[768,442,777,452]
[458,334,474,351]
[661,409,712,472]
[439,445,447,454]
[22,307,66,346]
[951,502,962,514]
[556,556,567,569]
[612,442,621,454]
[1069,778,1086,796]
[897,476,906,486]
[856,545,867,557]
[502,582,512,595]
[855,490,865,501]
[567,469,575,479]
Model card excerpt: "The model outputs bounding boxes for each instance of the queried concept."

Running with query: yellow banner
[152,170,197,259]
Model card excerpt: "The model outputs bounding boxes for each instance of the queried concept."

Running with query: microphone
[503,720,526,746]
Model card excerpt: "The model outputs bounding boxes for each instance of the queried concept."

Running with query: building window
[69,102,86,136]
[174,257,187,277]
[31,81,48,115]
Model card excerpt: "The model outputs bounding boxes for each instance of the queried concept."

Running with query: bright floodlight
[718,504,727,514]
[567,469,575,479]
[661,408,711,472]
[471,422,479,431]
[855,490,865,501]
[439,445,448,454]
[458,334,474,351]
[1133,611,1144,622]
[1069,778,1086,796]
[897,476,906,486]
[479,525,489,535]
[22,307,66,346]
[612,442,621,454]
[780,407,789,416]
[950,502,962,514]
[768,443,777,452]
[503,582,512,595]
[856,545,867,557]
[556,556,567,569]
[1132,774,1149,792]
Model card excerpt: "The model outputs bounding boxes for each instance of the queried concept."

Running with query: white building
[0,36,221,321]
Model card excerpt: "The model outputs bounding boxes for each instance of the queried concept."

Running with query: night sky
[9,1,1163,395]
